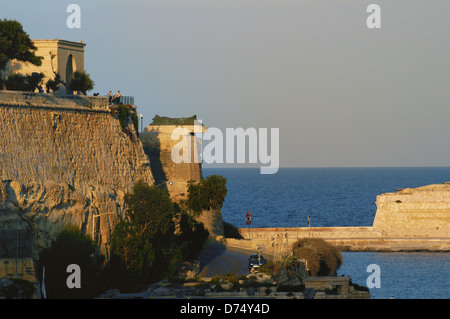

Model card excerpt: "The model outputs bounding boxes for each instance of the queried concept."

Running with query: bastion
[0,90,153,257]
[0,91,225,258]
[139,115,225,238]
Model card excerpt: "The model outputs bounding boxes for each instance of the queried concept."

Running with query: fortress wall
[232,226,449,252]
[0,92,153,194]
[140,124,225,238]
[0,90,110,110]
[140,124,203,202]
[232,183,450,252]
[237,226,380,241]
[372,183,450,237]
[0,91,154,257]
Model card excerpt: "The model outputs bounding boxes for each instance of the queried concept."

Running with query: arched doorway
[65,54,76,93]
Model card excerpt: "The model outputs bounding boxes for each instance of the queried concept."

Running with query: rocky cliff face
[0,180,124,259]
[0,92,154,258]
[373,182,450,237]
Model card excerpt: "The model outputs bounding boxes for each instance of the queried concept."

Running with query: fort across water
[226,183,450,253]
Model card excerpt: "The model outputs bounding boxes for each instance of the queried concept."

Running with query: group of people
[107,90,121,105]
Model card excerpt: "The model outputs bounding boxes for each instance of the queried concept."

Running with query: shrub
[0,278,37,299]
[292,238,342,276]
[36,224,104,299]
[176,211,209,261]
[4,73,26,91]
[114,104,139,137]
[4,72,44,91]
[68,71,94,95]
[26,72,44,91]
[0,19,43,70]
[46,73,63,92]
[109,180,209,291]
[184,175,227,217]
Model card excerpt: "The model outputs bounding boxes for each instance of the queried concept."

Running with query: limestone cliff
[0,91,154,258]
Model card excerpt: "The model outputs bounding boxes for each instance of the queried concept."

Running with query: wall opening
[65,54,76,93]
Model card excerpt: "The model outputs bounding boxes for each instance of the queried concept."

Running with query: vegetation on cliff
[108,180,209,292]
[35,180,210,297]
[292,238,343,276]
[111,103,140,138]
[0,19,45,92]
[150,114,198,125]
[68,70,95,95]
[183,175,227,217]
[2,72,45,91]
[37,225,104,299]
[258,238,343,280]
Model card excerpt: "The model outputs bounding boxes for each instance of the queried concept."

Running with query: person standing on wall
[107,91,112,105]
[111,90,121,105]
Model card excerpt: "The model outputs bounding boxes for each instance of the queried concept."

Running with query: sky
[1,0,449,168]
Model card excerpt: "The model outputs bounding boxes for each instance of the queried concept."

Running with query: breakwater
[229,226,449,253]
[227,182,450,253]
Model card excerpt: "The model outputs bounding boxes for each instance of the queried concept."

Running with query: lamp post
[154,180,189,188]
[140,114,143,133]
[154,180,174,188]
[307,216,311,237]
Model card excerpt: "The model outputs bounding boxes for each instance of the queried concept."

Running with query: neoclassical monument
[3,39,85,92]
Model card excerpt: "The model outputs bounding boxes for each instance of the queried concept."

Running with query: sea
[203,167,450,299]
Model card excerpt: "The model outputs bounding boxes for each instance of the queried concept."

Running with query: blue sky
[1,0,449,168]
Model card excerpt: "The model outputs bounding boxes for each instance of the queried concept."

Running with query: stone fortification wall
[0,91,152,193]
[0,90,110,111]
[0,91,154,257]
[140,123,224,238]
[373,183,450,237]
[139,124,203,203]
[230,183,450,252]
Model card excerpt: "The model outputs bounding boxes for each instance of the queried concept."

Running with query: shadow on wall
[141,130,168,188]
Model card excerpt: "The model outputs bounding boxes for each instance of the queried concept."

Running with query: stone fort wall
[0,91,152,193]
[0,91,154,257]
[230,183,450,252]
[139,123,225,238]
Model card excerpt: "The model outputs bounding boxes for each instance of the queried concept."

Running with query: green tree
[109,180,209,291]
[4,72,44,91]
[110,180,180,288]
[25,72,44,91]
[68,70,94,95]
[292,238,343,276]
[37,224,104,299]
[124,180,175,237]
[176,212,209,261]
[185,175,227,216]
[3,73,26,90]
[0,19,43,70]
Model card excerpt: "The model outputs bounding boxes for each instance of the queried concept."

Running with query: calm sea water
[203,167,450,299]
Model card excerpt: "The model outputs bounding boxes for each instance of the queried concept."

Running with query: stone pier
[227,183,450,253]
